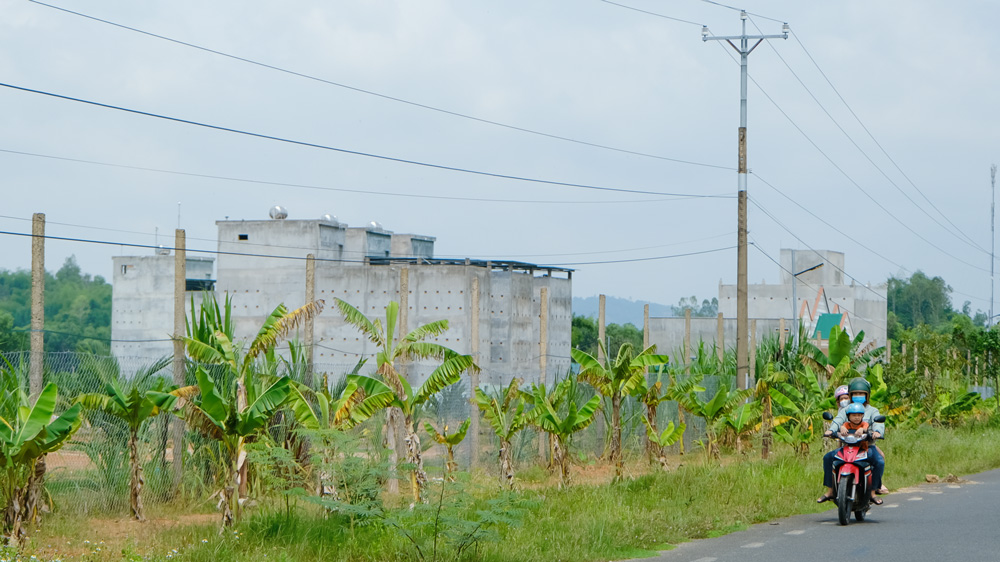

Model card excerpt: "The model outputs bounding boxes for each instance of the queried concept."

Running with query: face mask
[839,399,850,409]
[852,395,866,404]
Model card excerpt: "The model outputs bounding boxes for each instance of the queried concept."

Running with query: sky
[1,0,998,315]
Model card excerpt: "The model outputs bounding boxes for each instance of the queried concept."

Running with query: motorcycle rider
[834,385,850,410]
[816,377,886,505]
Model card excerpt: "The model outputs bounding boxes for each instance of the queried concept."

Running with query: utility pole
[703,13,788,390]
[991,164,996,328]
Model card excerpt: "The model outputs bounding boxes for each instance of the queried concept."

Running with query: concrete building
[110,251,215,359]
[648,249,887,360]
[111,212,572,387]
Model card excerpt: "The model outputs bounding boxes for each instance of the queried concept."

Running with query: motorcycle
[821,412,886,525]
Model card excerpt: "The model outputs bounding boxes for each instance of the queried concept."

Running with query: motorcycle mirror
[873,415,886,423]
[822,412,834,421]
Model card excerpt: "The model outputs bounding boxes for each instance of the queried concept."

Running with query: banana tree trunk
[645,402,660,464]
[611,393,623,479]
[445,446,457,482]
[22,455,45,528]
[3,476,26,547]
[385,407,402,494]
[761,396,772,460]
[404,419,427,504]
[129,427,146,521]
[499,438,515,490]
[553,437,570,488]
[677,406,687,455]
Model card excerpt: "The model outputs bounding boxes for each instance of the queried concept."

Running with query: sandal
[816,494,834,504]
[871,496,883,505]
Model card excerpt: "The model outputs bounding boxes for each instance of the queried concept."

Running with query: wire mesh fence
[2,350,713,518]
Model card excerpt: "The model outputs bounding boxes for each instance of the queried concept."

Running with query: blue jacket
[829,403,885,436]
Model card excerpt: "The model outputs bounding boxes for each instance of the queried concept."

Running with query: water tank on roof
[269,205,288,220]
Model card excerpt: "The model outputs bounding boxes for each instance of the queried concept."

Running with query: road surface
[647,467,1000,562]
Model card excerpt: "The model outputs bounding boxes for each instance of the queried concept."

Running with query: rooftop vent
[269,205,288,220]
[320,213,341,226]
[155,245,170,256]
[368,220,384,231]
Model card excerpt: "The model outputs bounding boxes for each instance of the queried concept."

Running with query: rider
[834,385,850,410]
[816,377,886,505]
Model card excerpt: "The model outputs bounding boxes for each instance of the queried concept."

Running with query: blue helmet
[845,403,865,415]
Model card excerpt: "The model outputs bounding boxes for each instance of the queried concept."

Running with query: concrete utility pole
[598,294,606,366]
[304,254,316,388]
[991,164,996,327]
[172,229,186,490]
[30,213,45,398]
[469,275,481,469]
[538,287,549,459]
[703,13,788,390]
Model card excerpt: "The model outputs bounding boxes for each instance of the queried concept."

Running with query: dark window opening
[238,234,249,241]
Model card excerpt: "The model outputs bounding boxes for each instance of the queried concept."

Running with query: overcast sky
[2,0,998,315]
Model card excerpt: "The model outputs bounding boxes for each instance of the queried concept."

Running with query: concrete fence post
[598,294,606,365]
[716,312,724,363]
[304,254,316,388]
[643,304,650,355]
[172,229,186,491]
[29,213,45,398]
[538,287,548,459]
[684,309,691,374]
[778,318,786,350]
[469,275,481,469]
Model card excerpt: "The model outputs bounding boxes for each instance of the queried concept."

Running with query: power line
[0,229,735,268]
[698,0,785,24]
[746,17,988,256]
[29,0,731,172]
[789,28,984,252]
[597,0,703,26]
[0,213,733,261]
[707,42,991,275]
[0,147,712,206]
[0,81,732,200]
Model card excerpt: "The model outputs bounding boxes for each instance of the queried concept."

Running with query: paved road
[647,467,1000,562]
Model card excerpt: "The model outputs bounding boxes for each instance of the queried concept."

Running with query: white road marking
[821,521,836,525]
[927,490,943,494]
[908,496,923,501]
[742,542,765,548]
[784,530,806,535]
[690,558,718,562]
[947,484,961,489]
[884,504,899,508]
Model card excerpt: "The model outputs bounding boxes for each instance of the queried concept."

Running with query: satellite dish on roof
[269,205,288,220]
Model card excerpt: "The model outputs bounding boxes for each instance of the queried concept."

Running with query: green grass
[19,423,1000,562]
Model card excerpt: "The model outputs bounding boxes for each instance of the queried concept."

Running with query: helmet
[845,403,866,415]
[834,385,849,399]
[848,377,871,395]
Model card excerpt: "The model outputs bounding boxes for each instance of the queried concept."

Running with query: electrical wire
[707,42,991,275]
[597,0,704,26]
[545,245,735,266]
[698,0,785,23]
[0,148,712,206]
[29,0,731,171]
[0,81,731,200]
[789,28,984,252]
[746,17,988,256]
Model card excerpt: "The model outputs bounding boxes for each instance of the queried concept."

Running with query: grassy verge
[18,423,1000,562]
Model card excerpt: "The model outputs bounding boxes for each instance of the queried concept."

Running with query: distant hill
[572,296,674,326]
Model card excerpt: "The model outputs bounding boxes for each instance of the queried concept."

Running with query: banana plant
[640,417,684,471]
[334,298,478,502]
[178,367,293,526]
[686,384,752,459]
[524,378,601,488]
[424,418,470,481]
[185,294,324,504]
[801,325,884,376]
[1,381,82,546]
[336,354,477,503]
[720,401,761,455]
[573,343,669,479]
[752,362,791,460]
[75,357,193,521]
[770,366,827,456]
[473,378,532,489]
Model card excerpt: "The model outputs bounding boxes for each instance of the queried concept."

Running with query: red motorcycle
[822,412,886,525]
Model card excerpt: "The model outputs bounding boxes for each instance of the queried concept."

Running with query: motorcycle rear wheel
[837,476,853,526]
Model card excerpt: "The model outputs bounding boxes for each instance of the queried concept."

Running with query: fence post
[684,309,691,373]
[716,312,724,363]
[30,213,45,398]
[469,275,481,469]
[598,294,606,365]
[538,287,548,459]
[304,254,316,388]
[643,304,650,353]
[172,229,186,492]
[749,319,757,388]
[778,317,786,351]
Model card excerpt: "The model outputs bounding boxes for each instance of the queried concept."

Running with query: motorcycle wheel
[837,476,853,526]
[854,508,866,522]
